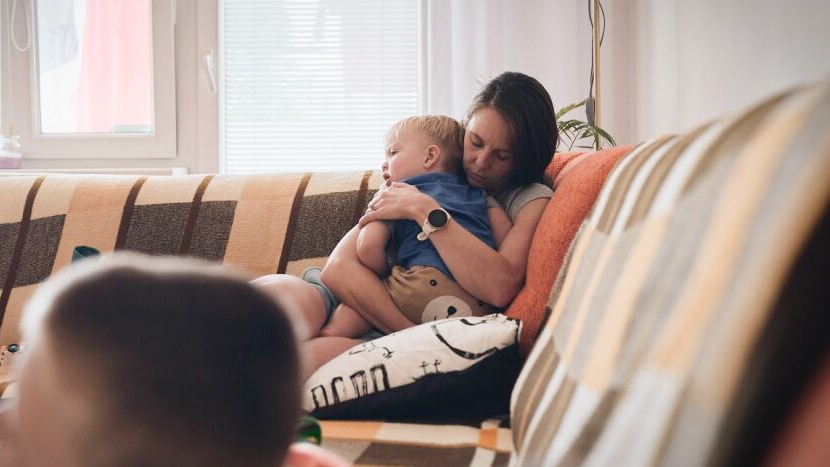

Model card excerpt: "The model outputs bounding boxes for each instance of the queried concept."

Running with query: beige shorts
[385,265,500,324]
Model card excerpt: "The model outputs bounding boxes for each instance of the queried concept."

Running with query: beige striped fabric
[0,171,382,346]
[509,80,830,466]
[320,418,513,467]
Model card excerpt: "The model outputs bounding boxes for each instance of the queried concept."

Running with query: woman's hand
[359,182,439,227]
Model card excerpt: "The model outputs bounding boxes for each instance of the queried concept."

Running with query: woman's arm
[321,226,416,333]
[488,205,512,247]
[359,182,548,307]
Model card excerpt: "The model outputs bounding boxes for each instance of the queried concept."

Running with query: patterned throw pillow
[303,313,522,421]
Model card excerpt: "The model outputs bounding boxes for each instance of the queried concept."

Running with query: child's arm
[356,221,393,276]
[488,205,513,248]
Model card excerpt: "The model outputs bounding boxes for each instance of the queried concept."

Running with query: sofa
[1,80,828,466]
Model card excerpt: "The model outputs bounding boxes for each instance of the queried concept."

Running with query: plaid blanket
[320,418,512,467]
[0,171,382,345]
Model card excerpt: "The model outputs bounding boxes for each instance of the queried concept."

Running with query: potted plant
[556,99,616,151]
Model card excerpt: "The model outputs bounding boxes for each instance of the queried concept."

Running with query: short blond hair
[387,115,465,173]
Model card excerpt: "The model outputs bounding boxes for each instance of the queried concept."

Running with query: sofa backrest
[0,150,623,353]
[0,171,383,346]
[509,80,830,466]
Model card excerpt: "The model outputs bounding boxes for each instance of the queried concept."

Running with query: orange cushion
[505,146,634,357]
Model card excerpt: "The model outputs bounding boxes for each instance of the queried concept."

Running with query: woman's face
[463,107,515,194]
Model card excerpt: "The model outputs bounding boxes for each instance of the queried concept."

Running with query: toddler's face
[382,128,431,182]
[0,341,88,467]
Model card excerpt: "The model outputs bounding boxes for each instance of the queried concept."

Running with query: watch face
[428,208,448,227]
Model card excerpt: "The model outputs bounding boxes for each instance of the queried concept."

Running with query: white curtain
[422,0,591,123]
[625,0,830,143]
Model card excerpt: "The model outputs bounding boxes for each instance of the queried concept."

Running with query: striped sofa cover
[507,80,830,466]
[0,171,383,346]
[0,79,828,467]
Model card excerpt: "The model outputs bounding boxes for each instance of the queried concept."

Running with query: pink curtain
[76,0,152,133]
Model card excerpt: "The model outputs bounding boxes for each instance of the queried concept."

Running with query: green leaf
[555,100,587,120]
[558,120,585,132]
[555,100,618,150]
[595,127,616,146]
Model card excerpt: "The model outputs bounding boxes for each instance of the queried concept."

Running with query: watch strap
[417,208,451,241]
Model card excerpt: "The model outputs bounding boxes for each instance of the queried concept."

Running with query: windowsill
[0,167,189,176]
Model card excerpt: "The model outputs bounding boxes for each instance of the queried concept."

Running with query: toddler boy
[320,115,505,338]
[0,254,344,467]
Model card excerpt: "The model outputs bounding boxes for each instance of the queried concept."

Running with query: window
[1,0,176,161]
[220,0,421,174]
[1,1,420,173]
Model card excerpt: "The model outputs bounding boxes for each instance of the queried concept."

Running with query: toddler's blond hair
[387,115,465,174]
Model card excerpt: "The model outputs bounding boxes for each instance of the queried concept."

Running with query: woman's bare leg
[300,336,361,381]
[251,275,361,380]
[320,303,373,338]
[250,274,328,342]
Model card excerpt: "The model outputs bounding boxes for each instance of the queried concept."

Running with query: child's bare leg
[321,303,373,338]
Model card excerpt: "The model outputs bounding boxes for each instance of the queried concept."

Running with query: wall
[425,0,585,119]
[424,0,599,150]
[602,0,830,145]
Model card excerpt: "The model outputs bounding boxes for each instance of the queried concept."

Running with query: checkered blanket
[0,171,382,345]
[320,418,512,467]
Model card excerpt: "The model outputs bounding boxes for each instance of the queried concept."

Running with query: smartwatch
[417,208,452,241]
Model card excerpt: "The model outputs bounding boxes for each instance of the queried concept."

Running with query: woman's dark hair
[465,71,558,187]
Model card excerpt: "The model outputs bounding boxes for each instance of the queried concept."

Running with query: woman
[254,71,557,377]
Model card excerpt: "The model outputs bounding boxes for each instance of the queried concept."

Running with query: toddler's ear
[424,144,441,168]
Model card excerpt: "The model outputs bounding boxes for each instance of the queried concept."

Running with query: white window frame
[1,0,177,161]
[1,1,425,174]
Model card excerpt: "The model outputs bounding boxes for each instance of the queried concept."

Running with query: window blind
[220,0,420,174]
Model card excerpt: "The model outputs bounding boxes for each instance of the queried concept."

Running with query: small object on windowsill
[0,134,22,169]
[0,342,26,369]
